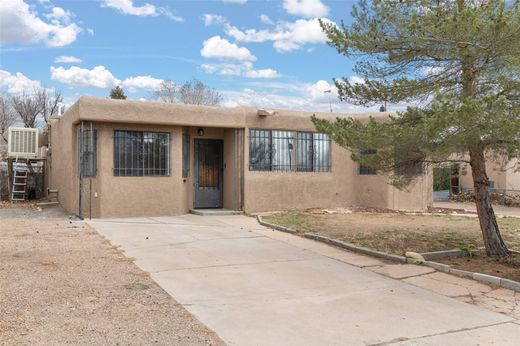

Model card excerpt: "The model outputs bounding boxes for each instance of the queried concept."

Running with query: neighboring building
[47,97,433,218]
[457,158,520,192]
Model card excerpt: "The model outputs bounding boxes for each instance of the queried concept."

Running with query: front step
[36,201,60,208]
[189,209,244,216]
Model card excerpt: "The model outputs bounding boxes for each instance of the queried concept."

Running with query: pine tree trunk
[469,145,510,257]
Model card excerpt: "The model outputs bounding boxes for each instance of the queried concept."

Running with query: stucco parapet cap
[66,96,393,126]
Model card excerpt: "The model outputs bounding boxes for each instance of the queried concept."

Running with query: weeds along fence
[0,161,44,202]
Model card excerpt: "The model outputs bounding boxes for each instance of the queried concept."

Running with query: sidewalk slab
[371,264,435,279]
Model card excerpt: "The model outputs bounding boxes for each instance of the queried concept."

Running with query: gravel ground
[0,207,224,346]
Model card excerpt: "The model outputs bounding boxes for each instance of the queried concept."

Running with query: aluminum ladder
[11,162,28,202]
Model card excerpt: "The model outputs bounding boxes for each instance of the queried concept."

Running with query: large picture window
[113,130,170,176]
[249,129,330,172]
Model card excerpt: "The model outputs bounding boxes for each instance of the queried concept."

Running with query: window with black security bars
[79,129,97,177]
[182,133,190,178]
[113,130,170,176]
[249,129,331,172]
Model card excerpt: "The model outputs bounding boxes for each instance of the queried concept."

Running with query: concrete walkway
[87,215,520,345]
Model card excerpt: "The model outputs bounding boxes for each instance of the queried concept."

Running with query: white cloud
[101,0,183,21]
[221,79,385,113]
[50,65,121,88]
[50,65,165,92]
[0,0,82,47]
[259,14,274,25]
[201,36,256,62]
[348,76,364,85]
[203,14,227,26]
[305,79,337,101]
[0,70,42,94]
[244,68,279,79]
[222,0,247,3]
[122,75,163,92]
[283,0,329,18]
[54,55,82,63]
[101,0,156,16]
[222,17,335,52]
[44,6,73,23]
[201,62,280,79]
[200,36,279,79]
[158,7,184,22]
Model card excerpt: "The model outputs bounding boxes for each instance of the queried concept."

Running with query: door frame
[193,138,224,209]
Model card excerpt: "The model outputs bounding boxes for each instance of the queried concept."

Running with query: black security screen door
[194,139,223,208]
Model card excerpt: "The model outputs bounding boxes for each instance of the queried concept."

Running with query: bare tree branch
[154,80,177,103]
[41,89,63,124]
[154,79,222,106]
[0,95,18,142]
[11,90,43,128]
[178,78,222,106]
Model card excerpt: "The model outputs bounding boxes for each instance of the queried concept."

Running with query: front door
[194,139,223,208]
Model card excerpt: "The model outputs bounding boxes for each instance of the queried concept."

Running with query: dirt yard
[264,211,520,281]
[0,207,224,346]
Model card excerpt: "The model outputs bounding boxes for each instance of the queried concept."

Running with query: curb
[257,215,298,234]
[421,249,473,260]
[256,216,520,292]
[303,233,407,263]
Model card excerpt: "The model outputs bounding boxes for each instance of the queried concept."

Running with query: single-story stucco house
[457,159,520,192]
[46,96,433,218]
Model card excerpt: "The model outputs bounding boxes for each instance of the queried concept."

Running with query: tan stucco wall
[389,167,433,211]
[504,159,520,191]
[49,97,433,217]
[48,102,79,215]
[243,142,357,212]
[458,155,516,191]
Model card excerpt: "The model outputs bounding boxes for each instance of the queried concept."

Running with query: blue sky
[0,0,377,113]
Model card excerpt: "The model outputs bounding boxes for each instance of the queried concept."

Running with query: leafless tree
[0,95,17,142]
[40,89,63,124]
[11,90,43,128]
[154,79,222,106]
[178,78,222,106]
[9,87,62,128]
[154,80,177,103]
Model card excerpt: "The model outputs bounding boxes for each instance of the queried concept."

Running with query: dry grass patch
[264,211,520,282]
[263,211,520,254]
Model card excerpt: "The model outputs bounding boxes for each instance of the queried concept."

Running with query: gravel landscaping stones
[0,209,224,346]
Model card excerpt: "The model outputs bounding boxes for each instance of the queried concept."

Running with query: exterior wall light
[197,128,204,136]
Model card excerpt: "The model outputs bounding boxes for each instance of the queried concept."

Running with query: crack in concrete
[371,320,516,345]
[121,234,266,251]
[176,283,407,308]
[149,257,317,273]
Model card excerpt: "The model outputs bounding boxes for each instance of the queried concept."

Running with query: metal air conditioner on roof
[7,127,39,158]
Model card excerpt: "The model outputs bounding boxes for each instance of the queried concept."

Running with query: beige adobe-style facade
[47,97,432,218]
[457,158,520,192]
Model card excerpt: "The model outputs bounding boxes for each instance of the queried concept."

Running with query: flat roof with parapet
[51,96,392,130]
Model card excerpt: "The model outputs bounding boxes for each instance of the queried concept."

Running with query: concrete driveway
[88,215,519,345]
